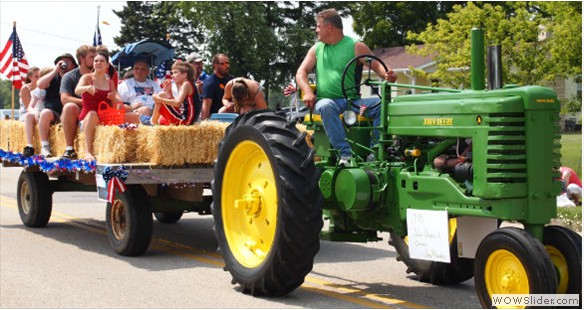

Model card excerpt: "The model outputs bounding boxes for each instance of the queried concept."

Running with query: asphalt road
[0,165,481,308]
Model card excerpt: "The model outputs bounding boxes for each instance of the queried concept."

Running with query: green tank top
[315,36,358,100]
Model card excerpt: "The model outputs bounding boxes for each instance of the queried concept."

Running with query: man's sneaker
[339,156,353,167]
[40,145,53,157]
[22,146,35,157]
[61,149,78,160]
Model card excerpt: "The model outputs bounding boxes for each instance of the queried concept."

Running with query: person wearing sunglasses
[200,53,233,120]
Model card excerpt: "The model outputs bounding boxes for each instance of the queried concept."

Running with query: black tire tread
[106,185,153,256]
[17,171,52,228]
[154,211,183,223]
[543,225,582,308]
[212,110,323,296]
[389,228,474,285]
[474,227,557,308]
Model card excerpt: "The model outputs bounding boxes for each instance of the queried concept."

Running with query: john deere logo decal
[476,115,483,125]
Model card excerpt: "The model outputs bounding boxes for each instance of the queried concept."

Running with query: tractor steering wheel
[341,54,389,111]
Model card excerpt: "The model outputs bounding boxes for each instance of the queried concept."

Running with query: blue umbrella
[111,39,174,68]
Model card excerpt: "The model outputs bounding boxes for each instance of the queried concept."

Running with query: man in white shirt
[118,59,161,124]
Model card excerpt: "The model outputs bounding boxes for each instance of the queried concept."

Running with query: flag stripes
[0,25,29,89]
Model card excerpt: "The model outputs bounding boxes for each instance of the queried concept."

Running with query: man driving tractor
[295,8,398,166]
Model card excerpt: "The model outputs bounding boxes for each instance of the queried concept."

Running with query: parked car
[0,109,19,120]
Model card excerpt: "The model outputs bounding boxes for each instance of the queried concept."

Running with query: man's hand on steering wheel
[385,70,398,83]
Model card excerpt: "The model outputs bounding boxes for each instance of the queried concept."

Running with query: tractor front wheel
[543,225,581,308]
[212,110,323,296]
[474,227,557,308]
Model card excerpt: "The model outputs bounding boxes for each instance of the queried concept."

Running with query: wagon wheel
[17,171,53,227]
[474,227,557,308]
[543,225,581,308]
[105,185,153,256]
[212,110,323,296]
[154,211,183,223]
[389,218,474,285]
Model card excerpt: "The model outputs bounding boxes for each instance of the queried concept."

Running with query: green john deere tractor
[211,28,582,307]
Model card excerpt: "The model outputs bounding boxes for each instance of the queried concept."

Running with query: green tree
[178,1,331,106]
[113,2,204,61]
[349,2,463,49]
[406,2,582,88]
[0,80,19,109]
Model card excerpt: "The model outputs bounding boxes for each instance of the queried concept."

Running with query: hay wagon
[1,120,229,256]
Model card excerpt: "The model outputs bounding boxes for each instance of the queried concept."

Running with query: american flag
[156,61,167,80]
[93,23,102,46]
[359,104,367,116]
[0,25,29,89]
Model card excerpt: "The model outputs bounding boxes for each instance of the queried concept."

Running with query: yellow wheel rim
[20,181,30,215]
[110,200,126,241]
[485,249,529,309]
[545,245,569,294]
[222,141,277,268]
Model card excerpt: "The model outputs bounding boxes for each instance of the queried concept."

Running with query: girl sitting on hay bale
[151,61,200,126]
[75,52,140,161]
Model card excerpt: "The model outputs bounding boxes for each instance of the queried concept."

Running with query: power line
[0,22,86,44]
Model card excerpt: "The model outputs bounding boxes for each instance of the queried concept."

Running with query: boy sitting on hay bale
[151,61,200,126]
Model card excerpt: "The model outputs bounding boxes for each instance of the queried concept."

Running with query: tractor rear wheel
[389,218,474,285]
[212,110,323,296]
[474,227,557,308]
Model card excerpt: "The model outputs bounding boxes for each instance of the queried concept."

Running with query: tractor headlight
[343,110,357,126]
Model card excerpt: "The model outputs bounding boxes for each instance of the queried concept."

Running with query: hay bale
[94,125,138,163]
[2,119,231,165]
[0,120,13,150]
[0,120,39,152]
[135,121,229,166]
[49,124,67,156]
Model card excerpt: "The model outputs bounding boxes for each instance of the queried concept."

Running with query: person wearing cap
[187,52,208,119]
[186,52,209,94]
[22,53,78,157]
[59,45,97,159]
[118,59,162,124]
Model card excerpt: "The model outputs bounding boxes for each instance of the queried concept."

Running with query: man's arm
[355,42,397,82]
[60,72,83,106]
[200,98,212,120]
[37,67,59,90]
[295,45,317,110]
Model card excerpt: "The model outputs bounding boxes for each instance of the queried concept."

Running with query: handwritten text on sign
[406,209,450,263]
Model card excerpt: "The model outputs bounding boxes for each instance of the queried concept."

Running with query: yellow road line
[305,276,428,309]
[0,195,431,308]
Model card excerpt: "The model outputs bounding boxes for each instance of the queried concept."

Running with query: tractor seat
[304,113,372,124]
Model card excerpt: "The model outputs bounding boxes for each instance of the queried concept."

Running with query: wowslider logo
[492,294,580,307]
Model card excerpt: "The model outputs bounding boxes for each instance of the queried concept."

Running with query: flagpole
[10,21,15,120]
